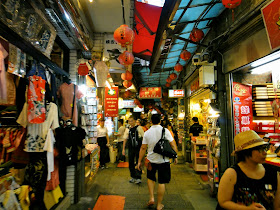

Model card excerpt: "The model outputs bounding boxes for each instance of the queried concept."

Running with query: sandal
[157,204,164,210]
[147,201,155,207]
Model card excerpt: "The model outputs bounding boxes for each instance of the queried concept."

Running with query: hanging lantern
[166,77,172,83]
[190,28,204,42]
[134,99,140,105]
[121,70,133,80]
[170,73,177,80]
[165,83,171,87]
[78,62,89,76]
[222,0,241,9]
[118,51,134,66]
[180,50,191,61]
[138,104,143,109]
[174,63,183,72]
[163,92,168,97]
[114,24,135,47]
[123,90,132,98]
[123,80,133,88]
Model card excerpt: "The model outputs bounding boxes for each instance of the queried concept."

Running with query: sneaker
[135,179,142,184]
[100,165,105,169]
[104,166,109,169]
[129,178,136,183]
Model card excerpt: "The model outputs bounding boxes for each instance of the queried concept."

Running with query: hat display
[232,130,268,155]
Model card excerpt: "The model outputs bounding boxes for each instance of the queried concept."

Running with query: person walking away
[97,118,110,169]
[189,117,203,137]
[122,115,144,184]
[217,130,280,209]
[137,114,178,210]
[114,119,126,162]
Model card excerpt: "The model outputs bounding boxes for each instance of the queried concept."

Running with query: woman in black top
[218,130,280,210]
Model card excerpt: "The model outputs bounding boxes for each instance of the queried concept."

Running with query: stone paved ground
[68,163,217,210]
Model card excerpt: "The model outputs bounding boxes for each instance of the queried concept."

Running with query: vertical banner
[232,82,253,136]
[105,87,118,117]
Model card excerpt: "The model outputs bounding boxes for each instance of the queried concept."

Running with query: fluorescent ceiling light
[251,59,280,74]
[251,51,280,68]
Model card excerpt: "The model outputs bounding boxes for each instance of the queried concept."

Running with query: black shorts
[147,162,171,184]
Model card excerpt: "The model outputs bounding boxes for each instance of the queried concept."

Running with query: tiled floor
[68,163,217,210]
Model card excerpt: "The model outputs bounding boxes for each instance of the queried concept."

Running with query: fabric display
[57,83,83,126]
[7,44,26,78]
[0,43,8,104]
[17,102,59,152]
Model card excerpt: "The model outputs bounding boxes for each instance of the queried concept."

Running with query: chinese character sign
[232,82,253,136]
[139,87,162,99]
[105,87,118,117]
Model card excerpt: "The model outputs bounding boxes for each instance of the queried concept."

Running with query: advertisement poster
[139,87,162,99]
[105,87,118,117]
[261,0,280,50]
[232,82,253,136]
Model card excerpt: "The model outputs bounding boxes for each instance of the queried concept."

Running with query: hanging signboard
[261,0,280,50]
[105,87,118,117]
[232,82,253,136]
[168,89,185,98]
[139,87,162,99]
[123,100,136,108]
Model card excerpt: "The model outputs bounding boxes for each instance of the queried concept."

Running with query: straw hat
[232,130,268,155]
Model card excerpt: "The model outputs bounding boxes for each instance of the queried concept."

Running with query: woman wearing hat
[217,130,280,210]
[97,118,110,169]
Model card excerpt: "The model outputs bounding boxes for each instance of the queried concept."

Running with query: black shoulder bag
[153,128,177,158]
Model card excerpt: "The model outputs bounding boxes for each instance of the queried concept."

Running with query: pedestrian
[97,118,110,169]
[189,117,203,137]
[122,115,144,184]
[114,119,126,162]
[217,130,280,209]
[137,114,178,210]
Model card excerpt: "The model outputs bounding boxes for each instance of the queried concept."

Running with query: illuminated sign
[168,89,185,98]
[133,106,144,112]
[123,100,136,108]
[139,87,162,99]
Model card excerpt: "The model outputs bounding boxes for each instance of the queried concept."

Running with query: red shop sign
[139,87,162,99]
[105,87,118,117]
[232,82,253,136]
[262,0,280,50]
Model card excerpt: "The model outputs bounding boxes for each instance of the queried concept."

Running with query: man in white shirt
[137,114,178,210]
[114,119,126,162]
[122,115,144,184]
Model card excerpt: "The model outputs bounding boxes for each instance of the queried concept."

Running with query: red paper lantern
[134,99,140,105]
[180,50,191,61]
[118,51,134,66]
[165,83,171,87]
[190,28,204,42]
[170,73,177,80]
[166,77,172,83]
[121,70,133,80]
[123,80,132,88]
[222,0,241,9]
[138,104,143,109]
[123,90,132,98]
[114,25,135,47]
[174,63,183,72]
[78,63,89,76]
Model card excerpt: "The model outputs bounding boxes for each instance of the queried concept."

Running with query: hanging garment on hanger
[17,102,59,152]
[43,129,55,181]
[27,75,46,124]
[57,83,83,126]
[0,43,8,103]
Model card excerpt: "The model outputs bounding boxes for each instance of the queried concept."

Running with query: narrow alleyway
[68,163,217,210]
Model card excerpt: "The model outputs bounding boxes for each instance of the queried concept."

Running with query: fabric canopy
[133,1,162,61]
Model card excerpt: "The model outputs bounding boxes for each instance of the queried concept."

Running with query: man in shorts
[137,114,178,210]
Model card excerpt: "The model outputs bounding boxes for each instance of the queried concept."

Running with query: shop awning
[132,1,162,61]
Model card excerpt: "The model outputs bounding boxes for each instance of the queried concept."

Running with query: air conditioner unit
[199,65,215,88]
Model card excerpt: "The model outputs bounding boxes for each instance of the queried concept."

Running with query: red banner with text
[105,87,118,117]
[232,82,253,136]
[139,87,162,99]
